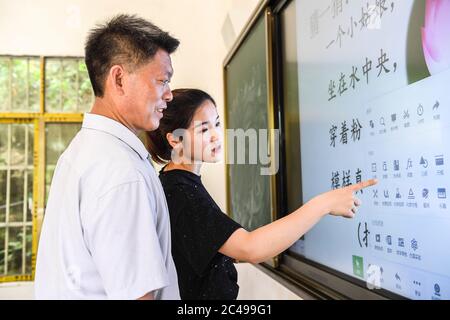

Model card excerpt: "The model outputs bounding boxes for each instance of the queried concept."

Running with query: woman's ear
[166,132,182,149]
[167,132,184,163]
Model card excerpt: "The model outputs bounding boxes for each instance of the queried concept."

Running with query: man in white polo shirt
[34,14,180,300]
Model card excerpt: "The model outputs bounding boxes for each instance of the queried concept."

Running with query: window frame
[0,55,88,282]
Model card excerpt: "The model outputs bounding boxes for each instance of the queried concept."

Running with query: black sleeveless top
[159,168,242,300]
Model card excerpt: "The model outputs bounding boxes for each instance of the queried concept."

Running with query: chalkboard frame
[223,2,279,268]
[222,0,406,300]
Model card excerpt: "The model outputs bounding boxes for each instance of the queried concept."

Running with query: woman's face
[181,100,222,164]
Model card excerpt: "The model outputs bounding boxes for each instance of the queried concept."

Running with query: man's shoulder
[61,129,149,184]
[68,128,139,160]
[72,128,134,153]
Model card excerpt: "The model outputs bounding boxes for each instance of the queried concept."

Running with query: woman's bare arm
[219,179,377,263]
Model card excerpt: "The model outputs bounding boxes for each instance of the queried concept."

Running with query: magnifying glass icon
[380,117,385,126]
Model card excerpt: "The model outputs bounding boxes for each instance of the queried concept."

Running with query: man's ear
[166,132,182,149]
[107,65,126,95]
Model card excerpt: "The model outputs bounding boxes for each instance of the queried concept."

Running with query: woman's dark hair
[146,88,216,164]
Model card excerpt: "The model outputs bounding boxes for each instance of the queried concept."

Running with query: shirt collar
[82,113,150,161]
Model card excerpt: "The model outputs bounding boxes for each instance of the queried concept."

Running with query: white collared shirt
[35,113,180,300]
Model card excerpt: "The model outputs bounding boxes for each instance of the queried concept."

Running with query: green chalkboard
[224,12,273,231]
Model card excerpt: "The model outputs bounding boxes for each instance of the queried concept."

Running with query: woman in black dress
[146,89,376,300]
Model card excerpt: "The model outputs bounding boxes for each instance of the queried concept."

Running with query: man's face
[122,49,174,132]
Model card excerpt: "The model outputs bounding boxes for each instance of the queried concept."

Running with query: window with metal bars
[0,55,93,282]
